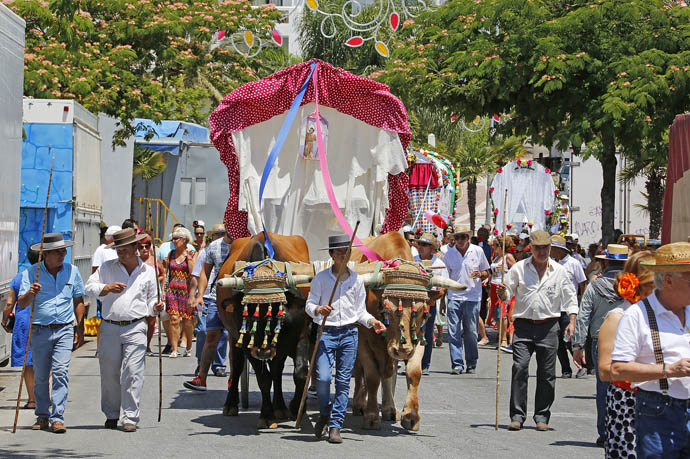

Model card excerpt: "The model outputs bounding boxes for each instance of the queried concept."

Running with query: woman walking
[164,227,196,358]
[138,231,165,356]
[488,236,516,350]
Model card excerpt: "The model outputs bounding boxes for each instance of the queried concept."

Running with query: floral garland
[617,272,641,303]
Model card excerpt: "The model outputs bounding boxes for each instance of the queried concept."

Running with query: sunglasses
[455,234,469,240]
[195,232,204,236]
[138,243,151,249]
[171,236,181,241]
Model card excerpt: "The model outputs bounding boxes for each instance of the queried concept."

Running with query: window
[195,178,207,206]
[180,178,192,205]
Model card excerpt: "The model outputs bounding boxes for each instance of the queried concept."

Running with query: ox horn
[359,272,383,288]
[291,275,313,285]
[216,277,245,290]
[430,276,467,291]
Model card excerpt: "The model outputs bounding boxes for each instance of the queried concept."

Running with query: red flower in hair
[508,247,517,254]
[618,273,641,303]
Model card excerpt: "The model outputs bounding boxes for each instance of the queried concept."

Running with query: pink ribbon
[312,65,384,262]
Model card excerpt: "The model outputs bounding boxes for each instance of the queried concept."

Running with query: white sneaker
[169,351,178,358]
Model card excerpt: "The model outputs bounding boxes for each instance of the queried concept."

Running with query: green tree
[6,0,282,142]
[377,0,690,244]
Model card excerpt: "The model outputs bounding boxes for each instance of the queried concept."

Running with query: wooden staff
[13,156,54,434]
[147,204,163,422]
[295,221,360,429]
[495,189,508,430]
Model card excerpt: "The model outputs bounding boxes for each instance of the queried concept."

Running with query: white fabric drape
[232,103,408,259]
[490,161,556,231]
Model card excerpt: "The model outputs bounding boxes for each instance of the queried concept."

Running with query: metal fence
[134,197,181,245]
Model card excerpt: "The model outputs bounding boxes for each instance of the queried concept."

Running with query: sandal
[23,401,36,409]
[183,350,192,357]
[169,351,178,358]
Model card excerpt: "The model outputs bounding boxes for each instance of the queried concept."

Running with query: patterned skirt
[605,383,637,458]
[165,256,193,320]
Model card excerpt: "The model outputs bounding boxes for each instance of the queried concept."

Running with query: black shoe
[328,427,343,444]
[104,419,118,429]
[213,368,227,377]
[315,415,329,439]
[465,367,476,374]
[562,372,572,378]
[162,344,172,355]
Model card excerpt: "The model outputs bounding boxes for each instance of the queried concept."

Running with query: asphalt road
[0,336,603,459]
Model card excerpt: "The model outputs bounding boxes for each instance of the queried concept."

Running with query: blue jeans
[316,325,358,429]
[635,389,690,458]
[592,340,609,440]
[195,300,228,370]
[31,324,73,423]
[447,299,481,370]
[422,306,437,370]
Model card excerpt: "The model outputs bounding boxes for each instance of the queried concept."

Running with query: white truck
[0,4,25,366]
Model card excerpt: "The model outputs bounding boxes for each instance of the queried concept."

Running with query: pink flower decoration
[489,187,495,193]
[497,167,503,173]
[545,210,551,216]
[506,223,513,229]
[493,229,499,235]
[527,160,533,166]
[554,189,560,195]
[493,208,499,215]
[545,168,551,173]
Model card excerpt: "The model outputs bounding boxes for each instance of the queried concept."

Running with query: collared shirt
[20,262,85,325]
[306,267,374,328]
[611,291,690,400]
[91,243,117,268]
[558,254,587,294]
[413,255,449,281]
[203,237,231,300]
[443,243,490,302]
[504,257,579,319]
[85,258,158,321]
[191,248,212,299]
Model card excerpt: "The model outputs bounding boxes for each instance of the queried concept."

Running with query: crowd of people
[3,217,690,457]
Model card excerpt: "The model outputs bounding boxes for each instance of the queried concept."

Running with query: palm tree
[130,145,168,217]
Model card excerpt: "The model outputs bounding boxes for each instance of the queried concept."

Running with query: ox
[350,232,463,431]
[214,233,312,429]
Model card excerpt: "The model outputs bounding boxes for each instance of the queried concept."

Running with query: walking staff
[495,189,507,430]
[12,157,54,434]
[147,204,163,422]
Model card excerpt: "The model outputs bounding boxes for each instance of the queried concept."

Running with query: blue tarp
[133,118,209,154]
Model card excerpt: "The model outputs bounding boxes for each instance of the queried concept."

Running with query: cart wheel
[241,358,249,409]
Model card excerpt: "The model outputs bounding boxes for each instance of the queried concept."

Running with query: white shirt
[410,246,419,258]
[91,244,117,268]
[443,244,490,302]
[85,258,158,321]
[504,257,579,319]
[611,291,690,400]
[440,244,450,255]
[413,255,449,281]
[558,254,587,311]
[306,267,374,328]
[191,248,212,299]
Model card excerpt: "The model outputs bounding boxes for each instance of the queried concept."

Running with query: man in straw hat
[414,232,448,375]
[611,242,690,457]
[497,230,578,432]
[443,224,490,375]
[85,228,164,432]
[17,233,86,433]
[306,234,386,444]
[572,243,627,446]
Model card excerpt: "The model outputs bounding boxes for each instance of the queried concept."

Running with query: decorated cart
[208,59,411,258]
[406,148,460,234]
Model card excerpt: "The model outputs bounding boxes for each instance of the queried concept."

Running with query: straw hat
[417,232,439,249]
[550,235,570,253]
[640,242,690,272]
[453,224,472,237]
[206,223,225,236]
[596,244,628,261]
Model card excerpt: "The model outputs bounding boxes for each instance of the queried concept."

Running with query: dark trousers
[510,318,559,425]
[557,312,573,375]
[422,306,437,369]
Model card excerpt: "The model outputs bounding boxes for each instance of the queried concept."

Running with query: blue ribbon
[604,250,627,260]
[258,61,317,258]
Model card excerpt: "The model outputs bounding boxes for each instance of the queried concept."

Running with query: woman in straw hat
[610,242,690,458]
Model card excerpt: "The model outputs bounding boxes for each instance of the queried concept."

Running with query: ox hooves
[401,412,420,431]
[257,418,279,429]
[381,408,400,421]
[223,405,239,417]
[273,408,293,421]
[352,406,365,417]
[361,413,381,430]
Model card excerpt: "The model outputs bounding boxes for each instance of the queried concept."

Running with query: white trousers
[98,319,147,425]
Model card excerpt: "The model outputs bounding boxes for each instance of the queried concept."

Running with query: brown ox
[214,233,311,429]
[350,231,446,431]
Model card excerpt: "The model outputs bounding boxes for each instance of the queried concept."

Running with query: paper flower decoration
[489,187,495,193]
[545,210,551,216]
[527,160,533,166]
[506,223,513,229]
[493,229,499,235]
[554,189,560,195]
[528,221,533,227]
[493,208,499,215]
[617,272,641,303]
[497,167,503,173]
[545,168,551,173]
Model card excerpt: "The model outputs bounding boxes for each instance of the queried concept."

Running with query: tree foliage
[4,0,282,142]
[376,0,690,243]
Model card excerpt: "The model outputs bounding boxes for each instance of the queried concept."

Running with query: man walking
[306,234,386,443]
[18,233,85,433]
[443,225,490,374]
[413,233,448,375]
[86,228,164,432]
[611,242,690,458]
[184,224,232,391]
[497,230,578,431]
[573,243,626,445]
[550,235,586,379]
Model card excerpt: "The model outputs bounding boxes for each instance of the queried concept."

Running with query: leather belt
[33,323,71,329]
[323,323,357,332]
[102,317,145,326]
[516,317,558,325]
